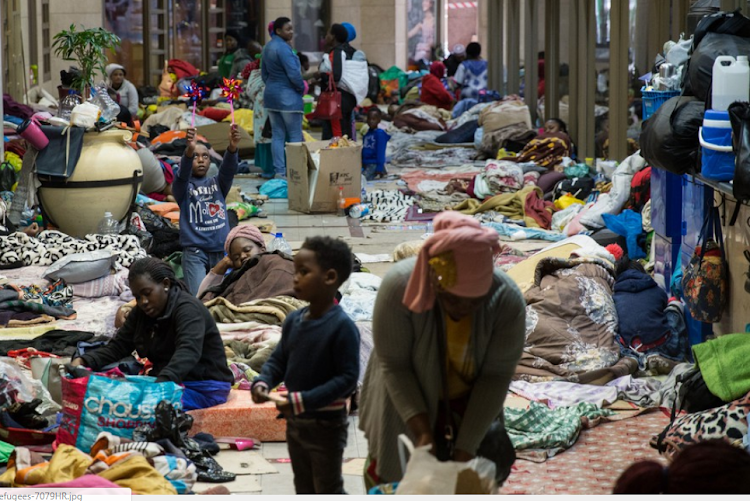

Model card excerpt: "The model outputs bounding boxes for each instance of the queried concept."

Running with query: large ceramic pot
[37,130,143,238]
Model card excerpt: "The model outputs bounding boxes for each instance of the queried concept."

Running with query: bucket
[712,55,750,111]
[16,117,49,150]
[700,109,734,182]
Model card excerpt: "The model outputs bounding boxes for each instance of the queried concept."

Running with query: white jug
[712,55,750,111]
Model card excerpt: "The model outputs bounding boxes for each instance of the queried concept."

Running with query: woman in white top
[106,63,139,117]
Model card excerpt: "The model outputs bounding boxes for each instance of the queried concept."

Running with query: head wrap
[402,212,500,313]
[430,61,446,78]
[105,63,126,78]
[342,22,357,42]
[452,44,466,57]
[224,224,267,255]
[268,21,275,38]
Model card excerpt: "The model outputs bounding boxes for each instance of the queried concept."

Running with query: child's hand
[251,384,270,404]
[185,127,197,157]
[228,124,241,153]
[275,397,293,417]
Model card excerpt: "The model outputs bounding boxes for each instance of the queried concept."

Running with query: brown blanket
[516,256,633,384]
[200,252,295,305]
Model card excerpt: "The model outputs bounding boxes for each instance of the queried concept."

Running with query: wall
[43,0,104,95]
[717,197,750,335]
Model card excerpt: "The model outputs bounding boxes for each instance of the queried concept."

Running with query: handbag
[309,73,342,121]
[681,206,728,322]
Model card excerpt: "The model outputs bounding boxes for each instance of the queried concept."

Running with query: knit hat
[105,63,126,78]
[402,212,500,313]
[224,224,266,254]
[430,60,446,78]
[452,44,466,56]
[224,29,244,47]
[342,22,357,43]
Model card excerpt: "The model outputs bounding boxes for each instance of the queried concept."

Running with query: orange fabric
[150,202,179,215]
[420,74,454,110]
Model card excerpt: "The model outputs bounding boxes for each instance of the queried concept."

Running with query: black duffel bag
[640,95,704,175]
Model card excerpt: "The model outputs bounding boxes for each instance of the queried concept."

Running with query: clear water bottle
[58,91,82,121]
[90,84,120,122]
[97,211,119,235]
[268,232,292,255]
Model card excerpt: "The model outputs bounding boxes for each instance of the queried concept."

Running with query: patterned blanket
[0,231,146,269]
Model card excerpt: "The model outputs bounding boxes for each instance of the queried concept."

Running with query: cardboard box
[286,141,362,213]
[196,122,254,156]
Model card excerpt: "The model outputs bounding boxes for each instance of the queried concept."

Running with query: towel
[693,333,750,402]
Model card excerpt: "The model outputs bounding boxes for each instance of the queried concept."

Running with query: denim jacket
[261,36,304,112]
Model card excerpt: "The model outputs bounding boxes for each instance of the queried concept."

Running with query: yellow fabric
[451,185,544,227]
[445,314,475,398]
[504,242,582,293]
[96,455,177,495]
[223,108,254,135]
[554,194,585,210]
[0,444,177,495]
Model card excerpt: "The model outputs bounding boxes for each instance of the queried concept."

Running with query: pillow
[72,269,129,298]
[43,250,116,284]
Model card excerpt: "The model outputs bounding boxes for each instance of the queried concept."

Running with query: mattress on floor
[188,389,286,442]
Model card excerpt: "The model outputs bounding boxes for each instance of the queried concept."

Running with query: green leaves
[52,25,121,95]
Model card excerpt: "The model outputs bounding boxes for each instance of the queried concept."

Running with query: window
[29,0,38,84]
[292,0,329,53]
[42,0,50,82]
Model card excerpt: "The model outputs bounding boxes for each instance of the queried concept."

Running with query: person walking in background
[454,42,488,101]
[444,44,466,78]
[262,17,305,178]
[319,23,357,141]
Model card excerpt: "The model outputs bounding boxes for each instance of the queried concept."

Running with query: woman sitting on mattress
[71,257,233,411]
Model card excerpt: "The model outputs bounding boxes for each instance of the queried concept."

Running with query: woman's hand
[416,432,435,454]
[115,304,133,329]
[227,124,241,153]
[212,256,233,276]
[70,358,84,367]
[275,398,293,417]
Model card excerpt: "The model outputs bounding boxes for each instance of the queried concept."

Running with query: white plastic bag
[70,101,101,129]
[395,435,497,495]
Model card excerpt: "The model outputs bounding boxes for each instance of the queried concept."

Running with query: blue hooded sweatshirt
[613,269,670,349]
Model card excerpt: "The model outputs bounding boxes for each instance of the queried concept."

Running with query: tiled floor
[208,416,368,495]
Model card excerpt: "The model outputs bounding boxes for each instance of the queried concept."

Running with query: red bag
[309,73,342,121]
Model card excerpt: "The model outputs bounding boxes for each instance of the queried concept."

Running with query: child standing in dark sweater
[173,125,240,295]
[251,236,360,494]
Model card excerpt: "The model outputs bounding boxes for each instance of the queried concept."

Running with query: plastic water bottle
[337,187,346,217]
[268,232,292,255]
[91,84,120,122]
[349,204,371,219]
[58,91,82,121]
[97,211,119,235]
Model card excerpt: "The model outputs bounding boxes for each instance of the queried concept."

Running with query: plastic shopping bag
[56,370,183,452]
[395,435,497,494]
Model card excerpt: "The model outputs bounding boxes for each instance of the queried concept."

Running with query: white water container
[712,55,750,111]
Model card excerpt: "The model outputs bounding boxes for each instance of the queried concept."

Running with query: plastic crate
[642,88,681,120]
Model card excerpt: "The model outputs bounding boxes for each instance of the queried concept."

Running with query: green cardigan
[359,258,526,483]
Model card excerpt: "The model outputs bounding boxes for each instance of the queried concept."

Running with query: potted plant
[52,24,121,98]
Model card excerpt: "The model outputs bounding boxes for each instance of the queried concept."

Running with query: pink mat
[188,390,286,442]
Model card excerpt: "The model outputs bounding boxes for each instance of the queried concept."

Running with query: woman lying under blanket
[516,247,637,385]
[72,257,234,411]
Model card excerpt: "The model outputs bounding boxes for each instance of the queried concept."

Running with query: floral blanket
[516,257,629,383]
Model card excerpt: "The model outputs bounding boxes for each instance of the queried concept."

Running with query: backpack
[553,175,595,202]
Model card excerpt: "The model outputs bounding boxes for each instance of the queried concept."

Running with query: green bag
[0,162,17,192]
[164,251,184,280]
[0,439,13,465]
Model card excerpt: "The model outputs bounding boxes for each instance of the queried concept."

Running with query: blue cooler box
[700,109,735,182]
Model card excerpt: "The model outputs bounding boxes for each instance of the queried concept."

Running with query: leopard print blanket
[0,231,147,269]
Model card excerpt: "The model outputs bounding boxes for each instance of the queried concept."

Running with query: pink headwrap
[402,212,500,313]
[430,61,446,78]
[268,22,275,38]
[225,224,267,254]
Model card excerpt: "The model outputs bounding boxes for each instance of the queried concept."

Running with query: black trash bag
[552,175,596,201]
[476,420,516,485]
[640,95,705,175]
[685,32,750,103]
[691,8,750,52]
[133,400,236,483]
[728,101,750,202]
[135,204,173,232]
[121,212,154,253]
